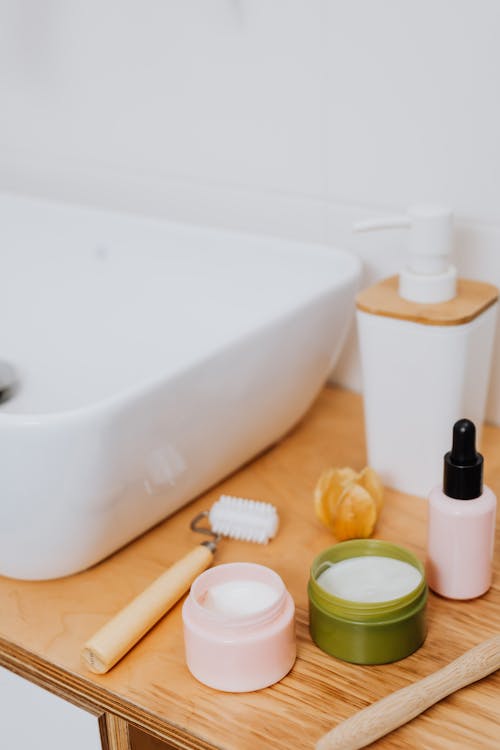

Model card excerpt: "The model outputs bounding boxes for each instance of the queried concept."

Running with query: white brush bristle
[208,495,279,544]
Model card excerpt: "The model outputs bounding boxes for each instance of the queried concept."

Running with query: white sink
[0,194,361,579]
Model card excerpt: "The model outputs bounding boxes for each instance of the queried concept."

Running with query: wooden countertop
[0,387,499,749]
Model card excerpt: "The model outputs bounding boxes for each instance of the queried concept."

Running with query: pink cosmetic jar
[182,562,296,692]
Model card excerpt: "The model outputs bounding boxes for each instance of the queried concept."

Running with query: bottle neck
[399,265,457,304]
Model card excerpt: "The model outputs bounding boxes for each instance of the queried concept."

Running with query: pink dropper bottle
[426,419,497,599]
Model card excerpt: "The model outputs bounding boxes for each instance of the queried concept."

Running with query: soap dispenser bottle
[355,205,498,497]
[427,419,496,599]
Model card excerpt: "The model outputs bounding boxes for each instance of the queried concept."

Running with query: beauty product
[182,562,295,692]
[308,540,427,665]
[202,580,280,617]
[355,205,498,497]
[82,495,279,674]
[316,556,422,603]
[427,419,497,599]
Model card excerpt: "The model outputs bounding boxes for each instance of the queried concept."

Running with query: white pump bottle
[356,205,456,303]
[355,205,498,497]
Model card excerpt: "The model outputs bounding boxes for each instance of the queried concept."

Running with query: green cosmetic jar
[308,539,428,665]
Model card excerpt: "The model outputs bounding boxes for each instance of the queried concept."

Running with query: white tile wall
[0,0,326,195]
[1,1,500,422]
[325,0,500,223]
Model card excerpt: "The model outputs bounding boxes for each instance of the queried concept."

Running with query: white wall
[0,667,102,750]
[1,1,500,421]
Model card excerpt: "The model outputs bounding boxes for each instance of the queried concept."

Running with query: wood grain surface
[103,713,132,750]
[316,634,500,750]
[0,387,499,750]
[356,276,498,325]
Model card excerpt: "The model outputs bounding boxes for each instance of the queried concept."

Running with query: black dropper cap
[443,419,483,500]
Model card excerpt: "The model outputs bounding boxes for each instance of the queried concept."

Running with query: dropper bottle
[426,419,497,599]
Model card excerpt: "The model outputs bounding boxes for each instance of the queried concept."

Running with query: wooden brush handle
[316,634,500,750]
[81,544,214,674]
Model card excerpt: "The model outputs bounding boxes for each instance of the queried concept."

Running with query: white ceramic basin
[0,194,361,579]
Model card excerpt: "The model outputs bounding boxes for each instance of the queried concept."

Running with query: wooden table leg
[100,713,131,750]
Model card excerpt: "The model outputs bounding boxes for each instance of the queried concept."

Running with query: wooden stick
[81,544,214,674]
[316,634,500,750]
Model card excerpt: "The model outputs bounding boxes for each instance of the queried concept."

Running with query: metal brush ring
[190,510,222,548]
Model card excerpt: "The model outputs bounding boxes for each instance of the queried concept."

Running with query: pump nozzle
[353,205,456,304]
